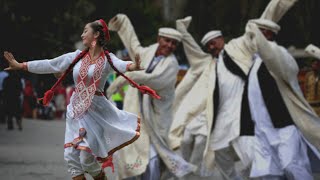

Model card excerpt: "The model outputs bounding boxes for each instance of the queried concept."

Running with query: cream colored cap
[249,19,281,34]
[158,27,182,42]
[201,30,223,46]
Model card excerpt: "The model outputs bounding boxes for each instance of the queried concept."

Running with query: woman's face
[81,23,97,47]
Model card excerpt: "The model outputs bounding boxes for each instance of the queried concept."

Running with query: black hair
[90,21,108,50]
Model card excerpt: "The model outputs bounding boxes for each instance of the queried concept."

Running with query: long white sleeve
[107,55,179,97]
[27,50,82,74]
[250,23,299,83]
[108,14,145,61]
[176,17,211,69]
[260,0,298,22]
[125,56,179,91]
[109,53,131,73]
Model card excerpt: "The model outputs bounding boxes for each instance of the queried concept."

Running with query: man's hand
[127,54,144,71]
[176,16,192,32]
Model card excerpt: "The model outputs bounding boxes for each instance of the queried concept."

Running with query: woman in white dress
[3,19,159,180]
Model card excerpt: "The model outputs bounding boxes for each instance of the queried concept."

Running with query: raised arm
[249,23,299,83]
[108,14,145,61]
[176,16,211,69]
[260,0,298,22]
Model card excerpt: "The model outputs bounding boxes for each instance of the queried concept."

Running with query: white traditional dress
[26,50,140,173]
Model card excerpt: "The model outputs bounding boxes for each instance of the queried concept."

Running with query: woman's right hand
[3,51,23,71]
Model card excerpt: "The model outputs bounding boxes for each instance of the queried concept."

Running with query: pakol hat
[201,30,223,46]
[249,19,280,34]
[158,27,182,42]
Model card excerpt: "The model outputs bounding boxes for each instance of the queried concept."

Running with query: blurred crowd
[0,70,75,130]
[298,59,320,116]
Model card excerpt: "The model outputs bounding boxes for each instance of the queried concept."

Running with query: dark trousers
[7,113,22,130]
[0,91,6,124]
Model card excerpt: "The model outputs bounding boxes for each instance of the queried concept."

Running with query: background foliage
[1,0,319,86]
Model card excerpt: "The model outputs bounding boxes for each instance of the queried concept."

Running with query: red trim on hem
[64,117,141,173]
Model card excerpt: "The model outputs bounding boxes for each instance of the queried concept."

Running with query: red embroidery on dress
[72,53,105,118]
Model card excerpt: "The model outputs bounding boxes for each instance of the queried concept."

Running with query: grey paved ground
[0,118,319,180]
[0,118,71,180]
[0,118,118,180]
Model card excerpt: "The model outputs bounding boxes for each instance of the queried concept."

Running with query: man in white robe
[170,22,263,180]
[237,0,320,178]
[246,18,320,180]
[170,17,228,179]
[172,16,261,179]
[170,0,303,179]
[171,25,258,180]
[173,16,224,112]
[107,14,195,180]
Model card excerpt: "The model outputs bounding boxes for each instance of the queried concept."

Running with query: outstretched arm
[108,56,178,97]
[3,50,81,74]
[106,54,144,98]
[3,51,25,71]
[109,53,144,74]
[124,58,179,91]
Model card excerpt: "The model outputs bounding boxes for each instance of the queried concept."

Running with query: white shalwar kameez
[211,54,243,151]
[210,52,255,179]
[248,56,313,180]
[26,50,140,177]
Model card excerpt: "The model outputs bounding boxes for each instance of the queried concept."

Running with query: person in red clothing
[54,84,67,119]
[22,80,37,118]
[65,85,75,106]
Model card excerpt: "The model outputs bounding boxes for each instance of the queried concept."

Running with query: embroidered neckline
[71,53,105,118]
[88,51,104,65]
